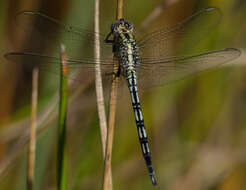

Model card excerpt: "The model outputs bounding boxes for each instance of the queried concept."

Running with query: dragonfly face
[105,18,135,46]
[111,18,134,36]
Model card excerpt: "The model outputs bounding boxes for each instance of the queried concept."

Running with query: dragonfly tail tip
[150,174,158,186]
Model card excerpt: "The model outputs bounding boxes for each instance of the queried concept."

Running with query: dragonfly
[5,7,241,186]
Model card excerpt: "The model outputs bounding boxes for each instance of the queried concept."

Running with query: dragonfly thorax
[110,19,140,75]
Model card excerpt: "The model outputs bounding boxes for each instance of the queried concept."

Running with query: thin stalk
[94,0,108,158]
[102,63,118,190]
[103,0,123,189]
[94,0,113,187]
[27,67,39,190]
[57,44,68,190]
[116,0,124,19]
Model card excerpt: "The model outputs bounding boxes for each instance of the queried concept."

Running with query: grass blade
[57,44,68,190]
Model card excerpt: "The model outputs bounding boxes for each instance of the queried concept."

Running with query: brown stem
[103,0,123,189]
[94,0,108,159]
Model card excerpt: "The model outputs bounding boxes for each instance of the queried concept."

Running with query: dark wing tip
[4,52,29,62]
[4,52,46,61]
[224,47,241,52]
[4,52,15,60]
[224,48,242,57]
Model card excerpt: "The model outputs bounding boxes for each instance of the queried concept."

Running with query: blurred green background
[0,0,246,189]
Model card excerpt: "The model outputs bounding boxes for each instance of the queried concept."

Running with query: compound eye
[111,23,115,31]
[128,23,133,29]
[119,18,125,25]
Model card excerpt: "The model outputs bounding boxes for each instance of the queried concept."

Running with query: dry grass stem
[116,0,124,19]
[27,67,39,190]
[94,0,108,158]
[103,0,124,189]
[94,0,113,187]
[103,59,119,190]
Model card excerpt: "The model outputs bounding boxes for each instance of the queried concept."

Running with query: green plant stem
[57,44,68,190]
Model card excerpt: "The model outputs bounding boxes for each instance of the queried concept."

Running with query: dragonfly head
[111,18,134,35]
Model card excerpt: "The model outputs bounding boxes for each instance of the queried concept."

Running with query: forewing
[5,11,115,84]
[7,11,113,63]
[137,7,221,60]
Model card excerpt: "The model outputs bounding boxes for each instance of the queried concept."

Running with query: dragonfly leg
[115,66,121,77]
[112,66,121,80]
[105,66,121,79]
[105,31,114,43]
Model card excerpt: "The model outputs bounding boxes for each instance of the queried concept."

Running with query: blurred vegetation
[0,0,246,189]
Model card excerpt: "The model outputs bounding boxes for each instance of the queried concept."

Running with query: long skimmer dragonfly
[5,7,241,186]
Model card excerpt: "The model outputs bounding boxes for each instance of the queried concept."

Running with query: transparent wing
[137,48,241,89]
[137,7,221,60]
[4,51,115,88]
[7,11,113,64]
[5,11,115,84]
